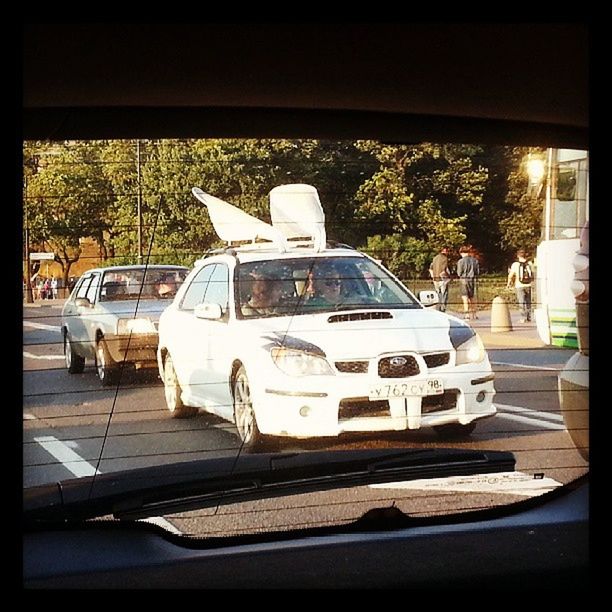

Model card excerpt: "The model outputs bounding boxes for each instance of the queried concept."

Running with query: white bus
[534,148,589,348]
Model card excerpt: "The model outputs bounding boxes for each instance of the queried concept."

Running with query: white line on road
[33,435,182,534]
[491,361,559,371]
[496,412,566,431]
[497,402,564,423]
[33,435,101,477]
[23,321,61,333]
[371,471,561,497]
[24,413,37,420]
[23,351,65,361]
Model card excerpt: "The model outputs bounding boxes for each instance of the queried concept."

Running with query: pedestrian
[429,247,451,312]
[456,245,479,320]
[50,276,58,299]
[506,248,533,323]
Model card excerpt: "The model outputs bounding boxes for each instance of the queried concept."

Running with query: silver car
[61,265,189,386]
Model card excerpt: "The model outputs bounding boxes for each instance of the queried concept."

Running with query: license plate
[369,378,444,400]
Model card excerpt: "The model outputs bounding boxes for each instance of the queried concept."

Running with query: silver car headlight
[270,347,334,377]
[117,318,157,335]
[455,333,485,365]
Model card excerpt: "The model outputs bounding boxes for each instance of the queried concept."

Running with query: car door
[63,273,100,358]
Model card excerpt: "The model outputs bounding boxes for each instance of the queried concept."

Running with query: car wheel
[163,354,197,418]
[64,334,85,374]
[233,365,265,450]
[433,422,477,439]
[95,338,119,387]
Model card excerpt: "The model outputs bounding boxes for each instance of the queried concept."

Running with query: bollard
[491,295,513,332]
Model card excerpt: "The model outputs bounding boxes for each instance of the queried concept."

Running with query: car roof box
[269,184,327,252]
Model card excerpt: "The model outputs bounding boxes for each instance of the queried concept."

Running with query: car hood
[96,299,170,319]
[246,308,456,359]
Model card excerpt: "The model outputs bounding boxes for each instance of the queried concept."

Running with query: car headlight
[270,347,334,377]
[117,318,157,334]
[449,320,485,364]
[455,334,485,365]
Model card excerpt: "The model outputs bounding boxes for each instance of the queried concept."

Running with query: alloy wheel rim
[96,345,105,380]
[235,373,254,443]
[164,361,177,412]
[65,338,72,369]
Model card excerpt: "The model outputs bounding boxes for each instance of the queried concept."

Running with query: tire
[232,365,266,450]
[163,354,198,418]
[95,338,119,387]
[433,422,477,439]
[64,333,85,374]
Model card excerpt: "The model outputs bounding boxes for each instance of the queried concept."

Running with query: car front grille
[335,361,369,374]
[423,352,450,368]
[378,355,420,378]
[421,389,459,414]
[338,398,390,420]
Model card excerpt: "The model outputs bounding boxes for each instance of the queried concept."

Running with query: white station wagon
[157,185,496,448]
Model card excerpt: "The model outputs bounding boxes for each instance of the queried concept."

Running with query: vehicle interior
[22,23,589,589]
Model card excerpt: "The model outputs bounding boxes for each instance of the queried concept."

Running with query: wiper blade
[24,448,515,524]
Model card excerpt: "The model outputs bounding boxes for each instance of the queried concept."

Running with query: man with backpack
[507,249,533,323]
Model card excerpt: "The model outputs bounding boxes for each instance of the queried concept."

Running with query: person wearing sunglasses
[306,263,344,308]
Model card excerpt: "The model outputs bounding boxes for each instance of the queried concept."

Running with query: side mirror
[419,290,439,308]
[194,302,223,320]
[74,297,92,308]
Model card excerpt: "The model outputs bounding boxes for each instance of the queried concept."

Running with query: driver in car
[241,272,284,316]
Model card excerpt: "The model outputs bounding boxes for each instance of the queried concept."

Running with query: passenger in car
[307,264,344,307]
[241,272,284,316]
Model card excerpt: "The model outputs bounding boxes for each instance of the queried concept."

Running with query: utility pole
[23,175,34,303]
[136,139,143,264]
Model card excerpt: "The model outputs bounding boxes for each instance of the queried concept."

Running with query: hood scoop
[327,311,393,323]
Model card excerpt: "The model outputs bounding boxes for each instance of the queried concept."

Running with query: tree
[23,141,110,286]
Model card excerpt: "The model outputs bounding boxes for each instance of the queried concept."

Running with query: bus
[534,148,589,348]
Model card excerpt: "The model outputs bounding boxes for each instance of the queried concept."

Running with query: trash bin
[491,296,512,332]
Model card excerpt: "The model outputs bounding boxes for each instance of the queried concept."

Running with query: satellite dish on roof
[269,184,327,252]
[192,187,287,251]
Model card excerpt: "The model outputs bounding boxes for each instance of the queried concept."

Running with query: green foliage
[22,138,540,278]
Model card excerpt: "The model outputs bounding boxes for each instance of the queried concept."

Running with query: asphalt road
[22,302,588,537]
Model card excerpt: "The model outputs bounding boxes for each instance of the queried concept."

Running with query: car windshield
[237,256,420,318]
[23,137,589,540]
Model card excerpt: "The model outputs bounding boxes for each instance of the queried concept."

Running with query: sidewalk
[23,298,67,309]
[448,308,544,349]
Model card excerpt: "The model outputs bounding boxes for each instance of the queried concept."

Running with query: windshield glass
[237,256,420,318]
[23,138,589,539]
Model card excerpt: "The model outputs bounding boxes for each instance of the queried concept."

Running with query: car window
[85,273,100,303]
[203,263,229,314]
[74,275,93,300]
[180,264,216,311]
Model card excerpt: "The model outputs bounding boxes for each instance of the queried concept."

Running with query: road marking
[24,413,37,420]
[497,402,564,423]
[23,321,61,333]
[371,471,561,497]
[33,435,101,477]
[495,402,566,431]
[33,435,182,535]
[491,361,559,371]
[23,351,65,361]
[139,516,184,535]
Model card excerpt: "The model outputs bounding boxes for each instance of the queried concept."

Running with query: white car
[62,265,189,385]
[157,185,496,448]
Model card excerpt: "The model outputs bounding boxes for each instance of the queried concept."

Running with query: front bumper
[250,358,496,438]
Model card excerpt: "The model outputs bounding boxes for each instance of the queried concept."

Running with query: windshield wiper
[24,448,515,524]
